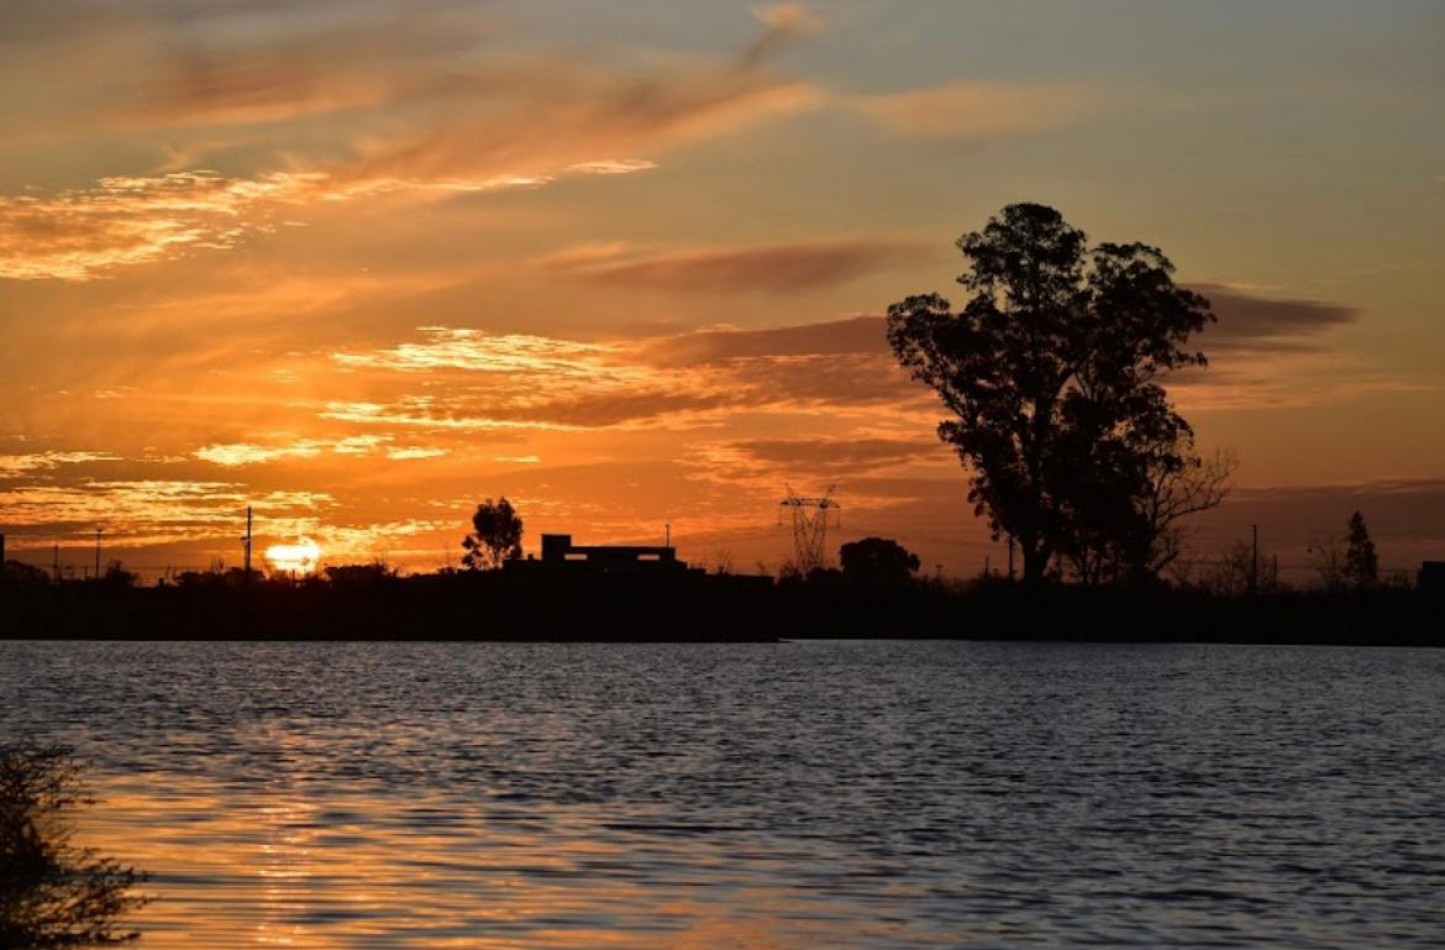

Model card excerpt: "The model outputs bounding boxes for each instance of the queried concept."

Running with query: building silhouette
[507,533,701,576]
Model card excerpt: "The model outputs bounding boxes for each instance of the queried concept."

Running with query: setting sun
[264,540,321,575]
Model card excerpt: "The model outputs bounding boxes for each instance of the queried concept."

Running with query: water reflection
[88,772,960,948]
[8,641,1444,947]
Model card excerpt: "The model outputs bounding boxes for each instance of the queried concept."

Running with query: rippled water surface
[2,640,1442,947]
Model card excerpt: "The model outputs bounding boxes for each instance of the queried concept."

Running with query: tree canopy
[839,537,921,585]
[462,497,524,570]
[887,203,1218,585]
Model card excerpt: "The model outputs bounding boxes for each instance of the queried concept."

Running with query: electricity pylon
[779,485,840,574]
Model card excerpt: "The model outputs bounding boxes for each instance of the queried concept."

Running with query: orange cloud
[332,62,818,189]
[551,240,928,295]
[0,171,320,280]
[853,81,1104,139]
[0,451,122,477]
[2,7,821,281]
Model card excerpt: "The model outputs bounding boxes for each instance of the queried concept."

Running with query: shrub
[0,743,148,947]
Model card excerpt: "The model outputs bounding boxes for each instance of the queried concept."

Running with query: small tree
[461,498,524,570]
[102,561,137,588]
[0,744,149,947]
[1308,536,1348,593]
[1344,511,1378,591]
[1203,539,1279,598]
[839,537,921,585]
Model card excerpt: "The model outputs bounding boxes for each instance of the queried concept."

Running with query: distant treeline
[1,559,1440,646]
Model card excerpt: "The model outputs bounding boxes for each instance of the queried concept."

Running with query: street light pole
[94,527,103,581]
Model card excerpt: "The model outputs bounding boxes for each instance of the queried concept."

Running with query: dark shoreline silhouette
[2,570,1441,646]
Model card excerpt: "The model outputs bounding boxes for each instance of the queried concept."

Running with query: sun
[264,539,321,575]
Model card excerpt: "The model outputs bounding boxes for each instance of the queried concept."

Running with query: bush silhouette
[0,744,148,947]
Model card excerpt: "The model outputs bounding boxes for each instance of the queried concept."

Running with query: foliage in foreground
[0,744,148,948]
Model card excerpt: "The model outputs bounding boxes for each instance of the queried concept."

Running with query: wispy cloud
[0,478,329,539]
[1,5,819,281]
[547,240,928,295]
[852,81,1104,140]
[0,172,320,280]
[320,318,921,437]
[744,3,824,68]
[0,451,122,477]
[193,436,393,467]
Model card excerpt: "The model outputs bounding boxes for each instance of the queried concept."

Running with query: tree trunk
[1022,542,1049,587]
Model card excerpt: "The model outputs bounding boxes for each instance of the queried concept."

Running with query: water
[2,640,1442,947]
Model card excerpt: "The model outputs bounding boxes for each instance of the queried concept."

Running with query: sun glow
[264,539,321,575]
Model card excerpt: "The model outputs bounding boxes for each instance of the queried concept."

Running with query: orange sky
[2,1,1442,580]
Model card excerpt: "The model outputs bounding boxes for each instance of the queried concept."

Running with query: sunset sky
[2,1,1442,580]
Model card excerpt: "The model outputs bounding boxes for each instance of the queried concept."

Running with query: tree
[101,561,137,588]
[1203,538,1279,598]
[1308,536,1348,593]
[1,743,149,947]
[323,561,400,588]
[461,497,523,570]
[1344,510,1379,590]
[1069,446,1236,587]
[1,560,51,590]
[887,203,1214,585]
[839,537,921,585]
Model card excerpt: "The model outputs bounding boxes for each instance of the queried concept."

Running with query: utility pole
[53,544,60,583]
[665,522,671,548]
[242,506,253,579]
[1250,523,1259,598]
[94,527,103,581]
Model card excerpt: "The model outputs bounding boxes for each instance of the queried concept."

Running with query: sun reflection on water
[78,770,931,949]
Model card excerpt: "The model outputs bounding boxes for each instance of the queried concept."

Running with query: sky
[1,0,1442,581]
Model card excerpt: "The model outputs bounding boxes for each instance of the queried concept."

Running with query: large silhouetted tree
[462,498,523,570]
[887,203,1214,585]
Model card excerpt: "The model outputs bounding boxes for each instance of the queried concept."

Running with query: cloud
[1159,285,1400,410]
[744,3,824,67]
[0,163,644,281]
[0,451,122,477]
[193,436,393,467]
[704,437,941,475]
[386,446,448,461]
[320,317,924,438]
[332,62,819,189]
[0,478,329,542]
[554,241,926,295]
[0,171,321,280]
[645,315,888,364]
[853,81,1103,140]
[1193,284,1360,353]
[2,5,821,280]
[333,328,622,377]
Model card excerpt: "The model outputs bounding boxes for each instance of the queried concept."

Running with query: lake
[2,640,1441,947]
